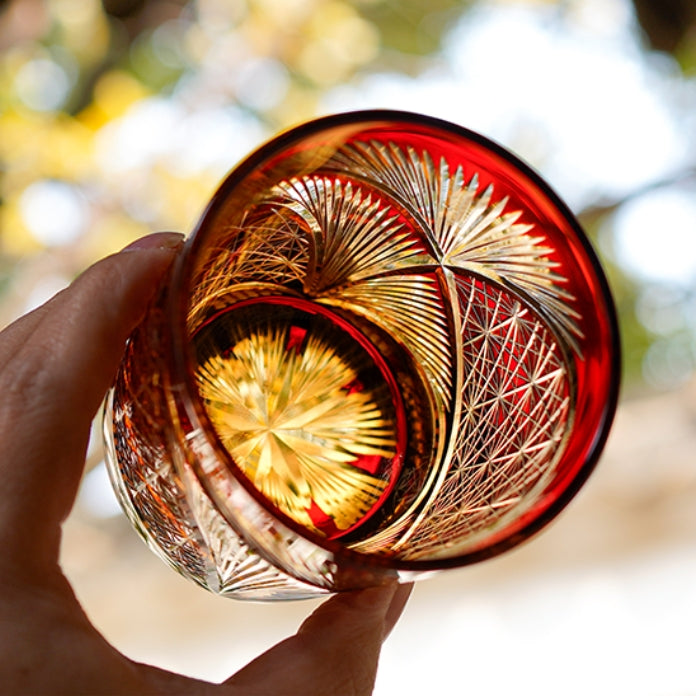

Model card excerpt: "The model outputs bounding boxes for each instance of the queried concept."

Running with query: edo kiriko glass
[103,110,620,600]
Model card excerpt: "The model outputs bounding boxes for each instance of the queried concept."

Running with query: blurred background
[1,0,695,693]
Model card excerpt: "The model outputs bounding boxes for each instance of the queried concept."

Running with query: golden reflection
[195,308,399,537]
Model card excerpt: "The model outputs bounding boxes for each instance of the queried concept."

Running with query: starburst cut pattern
[195,317,399,537]
[107,120,612,601]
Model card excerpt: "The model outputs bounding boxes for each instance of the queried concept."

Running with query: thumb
[221,583,413,696]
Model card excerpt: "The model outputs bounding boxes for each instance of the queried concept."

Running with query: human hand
[0,232,412,696]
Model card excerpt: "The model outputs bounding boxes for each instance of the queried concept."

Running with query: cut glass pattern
[184,140,580,559]
[105,113,618,598]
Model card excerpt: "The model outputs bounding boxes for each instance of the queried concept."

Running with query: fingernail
[121,232,185,253]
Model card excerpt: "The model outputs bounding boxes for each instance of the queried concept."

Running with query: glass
[103,110,620,600]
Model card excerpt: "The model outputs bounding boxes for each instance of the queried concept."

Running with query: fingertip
[120,231,185,253]
[299,580,412,644]
[224,583,411,696]
[300,583,396,630]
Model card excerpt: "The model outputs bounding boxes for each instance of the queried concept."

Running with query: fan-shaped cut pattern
[272,176,431,291]
[186,140,581,559]
[332,140,583,355]
[319,275,453,404]
[183,464,324,598]
[189,210,310,321]
[269,175,453,403]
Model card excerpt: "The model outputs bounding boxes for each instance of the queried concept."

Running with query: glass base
[104,388,328,600]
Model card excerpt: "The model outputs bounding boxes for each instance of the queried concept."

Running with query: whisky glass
[104,110,620,600]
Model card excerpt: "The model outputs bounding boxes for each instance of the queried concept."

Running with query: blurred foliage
[0,0,695,393]
[630,0,696,56]
[630,0,696,76]
[359,0,470,62]
[0,0,475,317]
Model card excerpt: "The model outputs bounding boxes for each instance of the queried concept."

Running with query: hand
[0,232,412,696]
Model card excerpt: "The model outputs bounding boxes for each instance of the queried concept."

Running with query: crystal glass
[103,110,620,600]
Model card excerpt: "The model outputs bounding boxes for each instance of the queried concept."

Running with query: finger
[0,232,184,573]
[0,298,52,359]
[0,233,180,360]
[218,583,410,696]
[130,584,413,696]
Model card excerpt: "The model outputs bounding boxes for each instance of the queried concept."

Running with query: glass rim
[164,109,621,574]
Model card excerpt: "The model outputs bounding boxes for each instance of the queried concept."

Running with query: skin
[0,232,412,696]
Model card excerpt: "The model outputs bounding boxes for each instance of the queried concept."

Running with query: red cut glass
[104,111,620,599]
